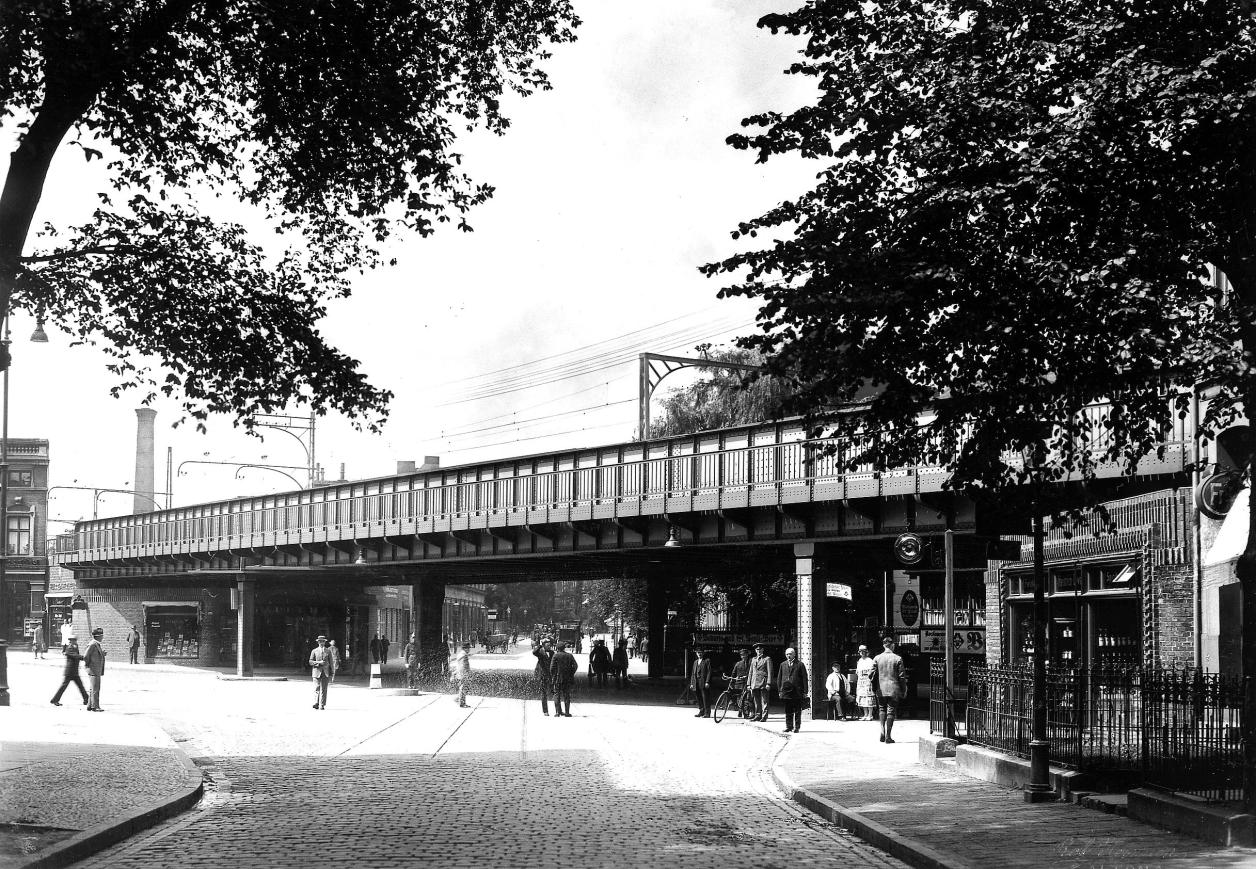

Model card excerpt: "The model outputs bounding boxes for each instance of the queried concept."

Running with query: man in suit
[776,647,809,733]
[50,637,88,707]
[309,634,336,710]
[369,631,381,664]
[730,648,753,718]
[84,628,107,711]
[550,640,578,717]
[403,633,420,688]
[533,636,556,716]
[125,625,141,664]
[691,648,712,717]
[873,635,907,743]
[747,643,774,722]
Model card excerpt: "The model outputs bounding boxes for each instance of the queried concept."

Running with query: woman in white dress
[854,645,876,720]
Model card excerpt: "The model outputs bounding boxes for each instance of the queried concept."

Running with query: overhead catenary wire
[438,308,748,385]
[434,398,635,441]
[433,319,753,407]
[436,318,750,404]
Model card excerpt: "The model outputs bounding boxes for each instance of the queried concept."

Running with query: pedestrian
[550,640,577,717]
[84,627,107,711]
[730,648,752,717]
[533,636,556,715]
[639,634,649,664]
[855,644,876,720]
[403,633,420,689]
[627,632,636,659]
[451,642,471,707]
[309,634,336,710]
[124,624,141,664]
[826,662,849,721]
[590,638,612,688]
[380,634,390,663]
[690,648,712,717]
[370,631,381,664]
[873,636,907,743]
[777,647,809,733]
[50,637,88,707]
[59,617,74,653]
[612,637,630,689]
[328,639,341,680]
[747,643,773,722]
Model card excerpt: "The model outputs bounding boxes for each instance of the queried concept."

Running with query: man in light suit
[309,635,336,710]
[873,636,907,743]
[747,643,774,722]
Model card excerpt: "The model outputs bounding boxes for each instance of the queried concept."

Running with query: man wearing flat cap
[747,643,774,722]
[309,634,336,710]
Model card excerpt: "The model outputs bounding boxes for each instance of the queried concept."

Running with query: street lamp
[1022,437,1053,802]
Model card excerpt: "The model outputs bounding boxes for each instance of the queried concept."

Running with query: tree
[702,2,1256,803]
[650,346,788,437]
[1,0,578,429]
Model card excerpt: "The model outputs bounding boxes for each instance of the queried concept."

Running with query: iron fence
[948,663,1247,803]
[929,659,971,738]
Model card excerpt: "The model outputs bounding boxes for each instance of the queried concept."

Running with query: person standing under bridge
[309,635,336,710]
[550,640,577,717]
[747,643,773,722]
[452,642,472,707]
[533,636,556,715]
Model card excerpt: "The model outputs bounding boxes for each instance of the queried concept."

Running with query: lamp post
[1023,439,1053,802]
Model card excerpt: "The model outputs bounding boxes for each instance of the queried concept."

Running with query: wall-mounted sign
[899,590,920,627]
[826,582,852,600]
[1196,470,1244,520]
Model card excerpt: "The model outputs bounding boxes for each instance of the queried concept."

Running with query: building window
[7,470,31,488]
[7,514,30,555]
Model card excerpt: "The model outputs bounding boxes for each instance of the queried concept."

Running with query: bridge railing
[66,405,1192,565]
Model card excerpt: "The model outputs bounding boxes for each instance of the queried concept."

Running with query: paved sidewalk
[0,704,202,869]
[772,717,1256,869]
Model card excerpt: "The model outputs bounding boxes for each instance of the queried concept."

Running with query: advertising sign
[826,582,852,600]
[922,628,986,655]
[892,573,921,629]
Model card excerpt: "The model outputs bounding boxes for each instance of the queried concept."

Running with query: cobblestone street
[14,652,907,868]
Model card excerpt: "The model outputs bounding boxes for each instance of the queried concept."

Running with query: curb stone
[14,747,204,869]
[770,740,975,869]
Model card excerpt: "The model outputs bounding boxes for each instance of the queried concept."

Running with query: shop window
[1086,563,1140,591]
[7,513,30,555]
[147,607,200,658]
[7,470,31,488]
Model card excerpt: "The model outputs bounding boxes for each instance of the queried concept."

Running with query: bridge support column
[646,573,667,679]
[415,578,447,682]
[236,577,255,678]
[794,543,827,720]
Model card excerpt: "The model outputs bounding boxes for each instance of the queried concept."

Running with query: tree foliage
[1,0,578,428]
[650,346,789,438]
[703,0,1255,502]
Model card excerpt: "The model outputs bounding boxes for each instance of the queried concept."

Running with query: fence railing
[950,663,1246,803]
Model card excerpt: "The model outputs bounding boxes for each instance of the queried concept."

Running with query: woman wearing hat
[855,645,876,720]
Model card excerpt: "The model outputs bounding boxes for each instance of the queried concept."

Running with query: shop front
[143,601,202,662]
[1005,561,1141,668]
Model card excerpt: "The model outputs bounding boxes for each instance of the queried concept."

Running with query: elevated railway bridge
[58,411,1194,711]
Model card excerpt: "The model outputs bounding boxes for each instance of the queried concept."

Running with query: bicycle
[712,674,755,723]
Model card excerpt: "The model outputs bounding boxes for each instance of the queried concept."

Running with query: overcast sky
[12,0,817,527]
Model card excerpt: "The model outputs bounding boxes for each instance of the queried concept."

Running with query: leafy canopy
[703,0,1256,498]
[0,0,578,429]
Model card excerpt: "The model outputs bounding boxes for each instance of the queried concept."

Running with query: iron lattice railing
[951,664,1246,803]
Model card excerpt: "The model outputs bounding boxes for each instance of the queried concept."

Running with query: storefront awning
[1205,487,1249,567]
[140,601,199,607]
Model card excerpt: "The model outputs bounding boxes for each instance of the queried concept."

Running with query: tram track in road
[333,692,445,757]
[429,695,485,757]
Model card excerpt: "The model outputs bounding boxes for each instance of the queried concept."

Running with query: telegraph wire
[439,418,630,456]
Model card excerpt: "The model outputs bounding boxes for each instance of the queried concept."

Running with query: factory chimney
[134,408,157,513]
